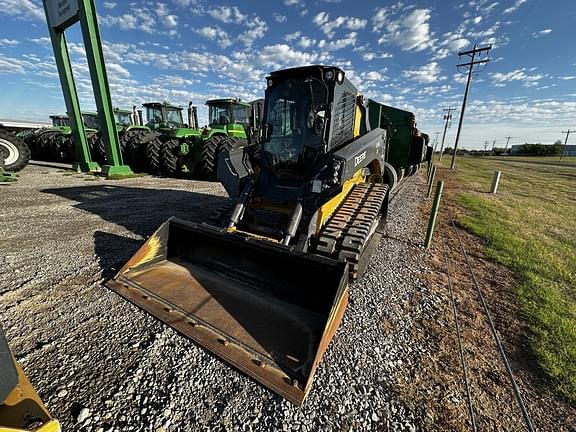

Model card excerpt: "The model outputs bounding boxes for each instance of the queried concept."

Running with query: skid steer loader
[106,65,422,405]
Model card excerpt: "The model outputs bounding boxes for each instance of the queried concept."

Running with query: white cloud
[284,31,302,42]
[0,38,19,46]
[298,36,315,49]
[208,6,246,25]
[100,10,157,33]
[558,76,576,80]
[103,2,117,9]
[360,51,393,61]
[207,6,268,47]
[273,13,287,23]
[503,0,527,14]
[0,0,44,21]
[490,68,545,87]
[532,28,552,38]
[362,71,385,81]
[237,16,268,47]
[318,32,358,51]
[164,15,178,28]
[284,0,301,5]
[433,32,470,60]
[255,44,324,70]
[403,62,444,84]
[312,12,367,38]
[197,26,232,48]
[376,8,434,52]
[0,58,25,74]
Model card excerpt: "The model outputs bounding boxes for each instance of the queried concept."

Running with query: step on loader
[106,65,429,404]
[0,328,60,431]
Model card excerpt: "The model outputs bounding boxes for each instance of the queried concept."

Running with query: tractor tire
[0,130,30,171]
[122,129,150,172]
[160,138,181,177]
[89,133,106,165]
[200,135,226,180]
[146,137,162,175]
[201,135,246,180]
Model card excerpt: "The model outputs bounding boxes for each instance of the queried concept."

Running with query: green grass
[441,157,576,401]
[486,155,576,165]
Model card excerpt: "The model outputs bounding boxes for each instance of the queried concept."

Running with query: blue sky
[0,0,575,149]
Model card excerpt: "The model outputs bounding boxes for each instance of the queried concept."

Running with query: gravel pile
[0,165,442,431]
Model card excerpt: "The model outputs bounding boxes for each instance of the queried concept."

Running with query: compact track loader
[106,65,425,404]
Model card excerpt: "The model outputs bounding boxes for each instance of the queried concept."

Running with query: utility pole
[451,44,492,169]
[504,136,513,153]
[484,140,489,156]
[492,139,496,151]
[439,107,456,161]
[560,129,575,160]
[432,131,441,154]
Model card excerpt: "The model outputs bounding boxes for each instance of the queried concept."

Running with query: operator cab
[206,98,251,128]
[143,102,184,129]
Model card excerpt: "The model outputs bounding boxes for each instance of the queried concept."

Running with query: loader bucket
[105,217,349,405]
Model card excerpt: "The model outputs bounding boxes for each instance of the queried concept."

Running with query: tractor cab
[81,112,100,133]
[205,98,260,140]
[143,102,185,131]
[50,115,70,128]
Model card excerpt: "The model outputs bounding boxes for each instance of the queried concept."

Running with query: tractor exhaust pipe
[188,101,198,129]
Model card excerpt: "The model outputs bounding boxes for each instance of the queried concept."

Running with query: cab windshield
[51,117,69,127]
[232,104,250,126]
[82,114,100,130]
[262,77,329,177]
[163,108,183,127]
[114,112,132,126]
[209,104,233,126]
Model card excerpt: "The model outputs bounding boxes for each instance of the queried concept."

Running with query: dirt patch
[400,166,576,431]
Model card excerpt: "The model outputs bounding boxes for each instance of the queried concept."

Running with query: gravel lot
[1,165,439,431]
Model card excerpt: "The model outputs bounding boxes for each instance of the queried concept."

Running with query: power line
[450,44,492,169]
[439,107,456,161]
[560,129,575,160]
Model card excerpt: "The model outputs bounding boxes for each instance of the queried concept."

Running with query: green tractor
[140,101,202,175]
[140,98,262,178]
[89,107,151,170]
[198,98,262,178]
[25,113,100,162]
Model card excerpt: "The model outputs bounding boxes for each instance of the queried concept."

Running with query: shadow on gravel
[42,185,230,278]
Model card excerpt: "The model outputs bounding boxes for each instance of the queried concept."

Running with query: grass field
[438,156,576,401]
[486,155,576,166]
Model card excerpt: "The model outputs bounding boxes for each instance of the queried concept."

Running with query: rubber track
[315,182,389,279]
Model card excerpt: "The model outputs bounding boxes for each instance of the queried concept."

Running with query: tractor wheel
[58,134,74,162]
[122,129,150,172]
[146,137,162,175]
[200,135,226,180]
[88,133,105,165]
[0,130,30,172]
[161,139,181,177]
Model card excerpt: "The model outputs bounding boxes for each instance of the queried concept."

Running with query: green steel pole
[427,167,436,198]
[43,1,99,173]
[78,0,132,177]
[425,181,444,249]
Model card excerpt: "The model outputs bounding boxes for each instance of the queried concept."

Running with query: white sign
[46,0,79,29]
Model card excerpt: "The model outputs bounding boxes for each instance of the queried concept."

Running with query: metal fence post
[427,167,437,198]
[425,181,444,248]
[490,171,501,194]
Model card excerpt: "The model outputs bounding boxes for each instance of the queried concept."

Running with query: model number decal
[355,151,366,166]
